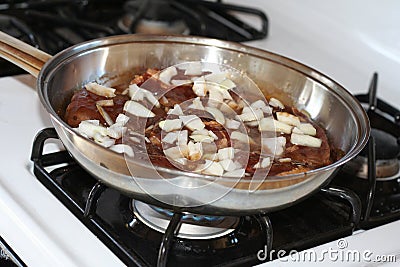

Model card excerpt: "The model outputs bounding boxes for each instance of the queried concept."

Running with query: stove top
[0,0,267,76]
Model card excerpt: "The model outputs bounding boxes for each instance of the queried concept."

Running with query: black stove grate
[333,73,400,229]
[0,0,268,77]
[31,128,360,267]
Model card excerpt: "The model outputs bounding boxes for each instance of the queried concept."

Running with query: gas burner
[343,128,400,180]
[132,200,239,239]
[343,73,400,180]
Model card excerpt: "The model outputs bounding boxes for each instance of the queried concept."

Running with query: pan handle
[0,31,52,78]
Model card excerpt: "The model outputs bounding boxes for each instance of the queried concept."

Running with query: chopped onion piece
[219,78,236,90]
[188,141,203,161]
[179,115,205,131]
[219,159,239,172]
[85,82,116,97]
[253,157,271,169]
[276,112,300,126]
[217,147,235,160]
[204,72,227,83]
[192,76,207,96]
[188,97,205,110]
[269,97,285,109]
[171,79,192,86]
[298,123,317,136]
[78,120,107,138]
[208,86,224,104]
[167,104,184,115]
[225,119,240,130]
[202,160,224,176]
[262,137,286,155]
[159,66,177,84]
[159,119,182,132]
[107,123,126,139]
[192,129,209,136]
[208,130,218,140]
[129,84,160,108]
[109,144,134,157]
[115,114,130,126]
[123,100,155,118]
[93,132,115,148]
[290,133,322,148]
[164,146,184,159]
[279,158,292,163]
[184,62,203,76]
[96,104,114,126]
[162,132,178,144]
[96,99,114,107]
[177,130,188,146]
[237,108,263,122]
[190,135,214,143]
[259,117,292,134]
[250,100,271,113]
[205,106,225,125]
[230,131,254,144]
[173,158,188,165]
[223,168,245,177]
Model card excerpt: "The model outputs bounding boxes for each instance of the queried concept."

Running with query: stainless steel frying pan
[0,31,369,215]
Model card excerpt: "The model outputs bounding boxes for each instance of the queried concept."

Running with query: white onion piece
[188,97,205,110]
[188,141,203,160]
[159,119,182,132]
[219,159,239,172]
[115,114,130,126]
[96,99,114,106]
[269,97,285,109]
[107,123,127,139]
[85,82,116,97]
[290,133,322,148]
[219,78,236,90]
[167,104,184,115]
[262,136,286,156]
[279,158,292,163]
[230,131,254,144]
[78,120,107,138]
[204,72,227,83]
[184,62,203,76]
[202,160,224,176]
[171,79,193,86]
[123,101,155,118]
[225,119,240,130]
[179,115,205,131]
[192,76,207,96]
[189,135,214,143]
[162,132,178,144]
[109,144,134,157]
[93,133,115,148]
[237,108,264,122]
[217,147,235,160]
[297,123,317,136]
[276,112,300,127]
[205,106,225,125]
[164,146,184,159]
[223,168,245,177]
[96,105,114,126]
[259,117,292,134]
[159,66,177,84]
[129,84,160,108]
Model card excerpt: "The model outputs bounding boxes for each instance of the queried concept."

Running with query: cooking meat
[64,66,342,177]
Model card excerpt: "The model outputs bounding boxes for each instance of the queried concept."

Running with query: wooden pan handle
[0,31,52,78]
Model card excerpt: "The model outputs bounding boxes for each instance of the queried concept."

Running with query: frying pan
[0,31,369,215]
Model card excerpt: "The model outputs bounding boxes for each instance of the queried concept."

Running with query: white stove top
[0,1,399,266]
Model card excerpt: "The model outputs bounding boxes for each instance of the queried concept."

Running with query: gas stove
[0,1,400,267]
